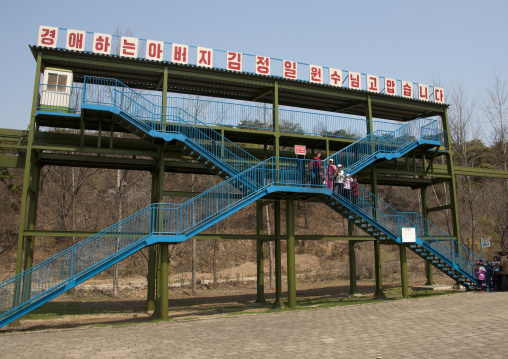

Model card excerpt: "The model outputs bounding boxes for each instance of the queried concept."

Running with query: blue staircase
[0,79,477,328]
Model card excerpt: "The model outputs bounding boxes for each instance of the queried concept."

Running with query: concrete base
[412,284,464,291]
[341,293,365,298]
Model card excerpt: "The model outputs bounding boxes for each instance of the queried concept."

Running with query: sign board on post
[294,145,306,155]
[401,227,416,243]
[481,238,491,248]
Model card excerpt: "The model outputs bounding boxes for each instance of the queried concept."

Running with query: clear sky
[0,0,506,140]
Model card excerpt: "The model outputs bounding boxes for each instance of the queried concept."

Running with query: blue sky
[0,0,506,139]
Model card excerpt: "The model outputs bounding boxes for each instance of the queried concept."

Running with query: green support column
[366,95,374,135]
[160,242,169,321]
[146,167,158,312]
[399,244,409,299]
[153,243,162,319]
[421,185,434,285]
[15,52,42,278]
[374,241,386,299]
[157,145,167,318]
[348,220,358,295]
[286,196,296,308]
[23,161,41,273]
[273,200,284,308]
[273,82,280,179]
[255,201,266,303]
[441,110,461,248]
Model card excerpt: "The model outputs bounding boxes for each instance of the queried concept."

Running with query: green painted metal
[15,52,42,278]
[286,196,296,309]
[373,241,386,299]
[421,185,434,285]
[273,200,284,308]
[23,162,41,273]
[348,220,358,295]
[441,111,461,248]
[160,242,169,321]
[255,201,266,304]
[146,165,159,312]
[399,244,409,299]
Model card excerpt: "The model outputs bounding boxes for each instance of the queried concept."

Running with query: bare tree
[448,83,488,251]
[481,74,508,250]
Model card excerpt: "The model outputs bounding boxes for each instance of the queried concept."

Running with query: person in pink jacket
[325,159,337,190]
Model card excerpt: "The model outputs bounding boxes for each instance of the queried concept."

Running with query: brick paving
[1,292,507,358]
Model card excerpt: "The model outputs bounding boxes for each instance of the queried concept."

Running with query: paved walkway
[1,292,507,358]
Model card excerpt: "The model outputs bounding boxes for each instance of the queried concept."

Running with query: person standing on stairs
[309,152,323,186]
[335,164,345,194]
[325,159,337,190]
[343,174,353,201]
[351,175,359,205]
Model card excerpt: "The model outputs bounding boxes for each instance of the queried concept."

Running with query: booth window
[47,73,68,92]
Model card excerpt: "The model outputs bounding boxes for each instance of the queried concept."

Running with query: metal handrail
[82,76,259,174]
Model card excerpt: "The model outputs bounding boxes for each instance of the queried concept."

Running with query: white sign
[146,40,164,61]
[38,25,58,48]
[481,238,491,248]
[401,227,416,243]
[35,26,447,104]
[120,36,138,58]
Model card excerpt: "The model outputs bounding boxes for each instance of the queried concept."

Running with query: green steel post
[155,146,166,318]
[15,52,42,278]
[146,245,156,312]
[160,242,169,321]
[23,161,41,272]
[421,185,434,285]
[146,166,159,312]
[153,243,162,319]
[255,201,266,303]
[366,96,374,135]
[399,244,409,299]
[348,220,358,295]
[273,200,284,308]
[273,82,280,175]
[162,67,168,130]
[441,110,461,246]
[286,196,296,308]
[374,241,386,299]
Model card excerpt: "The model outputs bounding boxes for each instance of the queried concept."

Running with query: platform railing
[82,76,259,174]
[324,118,445,173]
[37,84,83,114]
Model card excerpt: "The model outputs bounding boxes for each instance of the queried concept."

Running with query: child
[476,261,486,292]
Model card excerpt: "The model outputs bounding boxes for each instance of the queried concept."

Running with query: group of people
[474,252,508,292]
[308,152,360,203]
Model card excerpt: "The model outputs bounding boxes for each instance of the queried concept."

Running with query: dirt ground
[1,270,456,334]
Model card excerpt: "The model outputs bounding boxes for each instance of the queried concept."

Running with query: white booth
[40,68,74,112]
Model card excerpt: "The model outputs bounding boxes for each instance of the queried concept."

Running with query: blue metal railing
[329,182,480,278]
[324,117,445,174]
[37,84,83,114]
[0,117,467,326]
[82,76,259,174]
[5,78,459,327]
